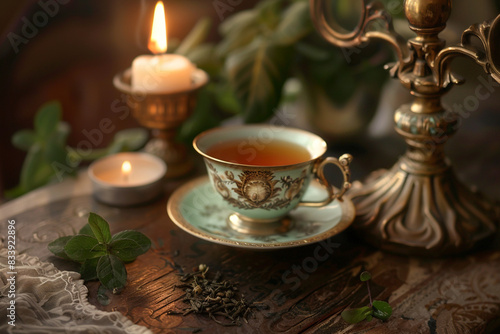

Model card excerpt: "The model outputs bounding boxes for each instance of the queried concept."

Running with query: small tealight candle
[131,1,196,93]
[122,161,132,182]
[88,152,167,206]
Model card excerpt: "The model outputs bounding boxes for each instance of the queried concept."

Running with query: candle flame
[149,1,167,54]
[122,161,132,181]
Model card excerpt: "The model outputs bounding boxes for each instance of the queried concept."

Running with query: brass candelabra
[311,0,500,256]
[113,68,208,178]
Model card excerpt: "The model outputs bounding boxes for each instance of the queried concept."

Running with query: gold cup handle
[298,154,353,207]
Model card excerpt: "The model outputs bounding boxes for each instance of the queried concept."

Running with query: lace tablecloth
[0,248,152,333]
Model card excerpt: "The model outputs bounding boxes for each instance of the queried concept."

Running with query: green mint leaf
[109,239,145,262]
[271,1,312,46]
[175,17,211,56]
[79,224,96,237]
[226,38,293,123]
[360,271,372,282]
[97,285,111,306]
[107,128,148,154]
[372,300,392,321]
[97,254,127,292]
[80,257,99,281]
[88,212,112,244]
[45,133,67,166]
[110,230,151,262]
[341,306,373,324]
[34,101,61,140]
[12,130,36,151]
[48,236,73,260]
[4,185,26,199]
[20,143,53,191]
[64,235,107,262]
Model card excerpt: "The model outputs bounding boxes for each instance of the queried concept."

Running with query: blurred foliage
[8,0,404,197]
[175,0,399,144]
[6,101,148,198]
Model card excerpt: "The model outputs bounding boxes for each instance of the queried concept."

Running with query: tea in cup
[193,125,352,235]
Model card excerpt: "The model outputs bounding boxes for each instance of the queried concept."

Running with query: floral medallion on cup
[206,161,307,211]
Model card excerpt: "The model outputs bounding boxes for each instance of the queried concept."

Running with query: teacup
[193,125,352,235]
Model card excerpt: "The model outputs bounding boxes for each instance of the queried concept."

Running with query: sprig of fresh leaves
[48,212,151,294]
[6,101,148,199]
[341,271,393,324]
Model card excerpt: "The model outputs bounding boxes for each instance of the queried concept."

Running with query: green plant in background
[6,101,148,198]
[175,0,397,142]
[176,0,500,142]
[7,0,399,197]
[48,212,151,294]
[341,271,392,324]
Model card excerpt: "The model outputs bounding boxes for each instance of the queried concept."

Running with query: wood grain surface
[1,164,499,333]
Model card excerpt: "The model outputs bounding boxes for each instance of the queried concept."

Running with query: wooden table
[1,135,500,334]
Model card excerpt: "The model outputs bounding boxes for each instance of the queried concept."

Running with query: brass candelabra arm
[310,0,499,256]
[310,0,411,66]
[433,15,500,88]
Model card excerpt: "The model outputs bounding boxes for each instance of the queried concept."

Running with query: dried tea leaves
[173,264,264,327]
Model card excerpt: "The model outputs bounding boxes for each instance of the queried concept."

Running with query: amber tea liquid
[206,139,311,166]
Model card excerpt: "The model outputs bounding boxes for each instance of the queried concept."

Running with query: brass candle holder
[311,0,500,256]
[113,68,208,178]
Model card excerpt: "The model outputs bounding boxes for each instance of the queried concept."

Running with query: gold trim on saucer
[166,176,356,249]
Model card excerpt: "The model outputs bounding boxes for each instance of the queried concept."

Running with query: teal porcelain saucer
[167,176,356,249]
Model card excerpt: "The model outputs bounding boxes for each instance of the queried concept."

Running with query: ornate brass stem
[310,0,500,255]
[113,68,208,178]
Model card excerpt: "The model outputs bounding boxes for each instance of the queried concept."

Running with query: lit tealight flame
[122,161,132,182]
[148,1,167,54]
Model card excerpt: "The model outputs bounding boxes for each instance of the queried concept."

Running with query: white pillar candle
[131,1,195,94]
[131,54,195,93]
